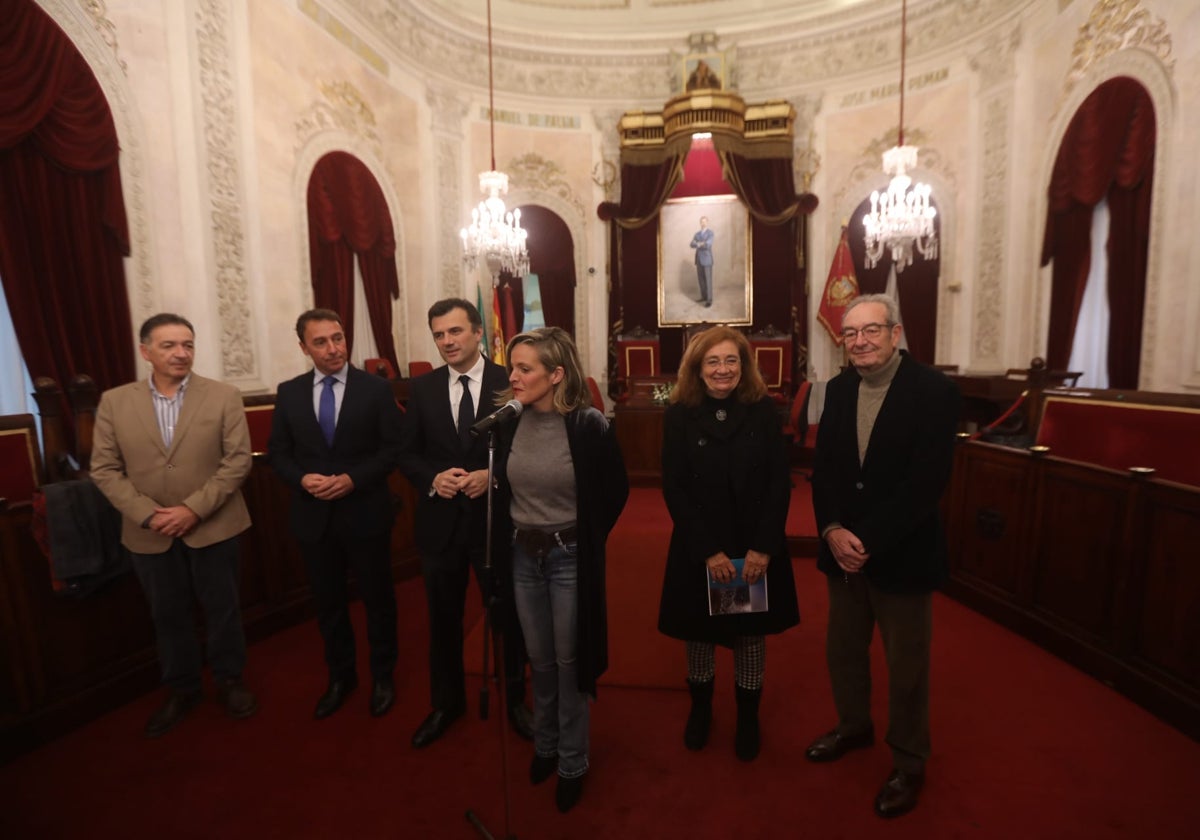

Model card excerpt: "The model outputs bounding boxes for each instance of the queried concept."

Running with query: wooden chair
[781,381,812,447]
[615,328,660,379]
[243,395,276,456]
[363,357,397,379]
[585,376,605,414]
[408,360,434,378]
[0,414,44,505]
[748,325,792,405]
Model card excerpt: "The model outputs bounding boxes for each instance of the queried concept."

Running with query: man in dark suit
[268,308,403,719]
[805,293,960,819]
[398,298,532,748]
[690,216,714,307]
[91,313,257,738]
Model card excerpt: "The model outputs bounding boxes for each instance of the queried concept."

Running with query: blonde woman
[494,327,628,813]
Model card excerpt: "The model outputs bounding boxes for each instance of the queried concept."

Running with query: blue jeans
[511,539,588,779]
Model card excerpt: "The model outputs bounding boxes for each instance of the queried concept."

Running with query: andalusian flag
[490,285,506,365]
[475,283,491,358]
[816,226,860,344]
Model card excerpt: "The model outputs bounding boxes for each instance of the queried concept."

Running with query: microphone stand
[465,427,516,840]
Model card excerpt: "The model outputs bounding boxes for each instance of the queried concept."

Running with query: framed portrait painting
[658,195,752,327]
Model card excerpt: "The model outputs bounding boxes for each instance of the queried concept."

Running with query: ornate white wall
[31,0,1200,394]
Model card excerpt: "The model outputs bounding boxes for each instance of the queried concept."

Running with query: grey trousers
[825,573,932,772]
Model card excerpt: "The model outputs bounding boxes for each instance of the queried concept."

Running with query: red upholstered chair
[364,357,396,379]
[408,360,434,378]
[615,330,660,379]
[781,381,812,447]
[0,414,44,504]
[586,376,605,414]
[243,396,275,457]
[748,328,792,405]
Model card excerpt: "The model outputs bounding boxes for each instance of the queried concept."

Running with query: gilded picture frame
[658,195,752,327]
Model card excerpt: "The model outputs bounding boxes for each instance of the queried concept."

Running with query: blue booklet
[706,557,769,616]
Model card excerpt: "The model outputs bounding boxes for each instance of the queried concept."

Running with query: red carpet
[3,488,1198,839]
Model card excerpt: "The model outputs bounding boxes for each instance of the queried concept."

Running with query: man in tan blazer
[91,313,257,738]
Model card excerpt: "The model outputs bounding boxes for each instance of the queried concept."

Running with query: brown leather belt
[513,525,578,559]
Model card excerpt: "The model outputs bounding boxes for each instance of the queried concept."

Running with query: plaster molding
[73,0,128,74]
[294,80,382,157]
[426,86,470,300]
[195,0,256,380]
[39,0,157,329]
[343,0,1027,104]
[1062,0,1174,107]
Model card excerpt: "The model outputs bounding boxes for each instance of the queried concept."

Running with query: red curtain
[0,0,135,406]
[597,144,689,389]
[845,198,940,365]
[1041,77,1155,388]
[307,152,400,373]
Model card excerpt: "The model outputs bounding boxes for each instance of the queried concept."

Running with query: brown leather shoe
[874,768,925,818]
[144,691,202,739]
[218,678,258,719]
[804,726,875,762]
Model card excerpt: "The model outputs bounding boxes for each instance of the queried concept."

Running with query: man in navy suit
[269,308,404,719]
[690,216,715,307]
[398,298,532,748]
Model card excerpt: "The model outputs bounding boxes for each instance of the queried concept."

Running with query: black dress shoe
[804,726,875,762]
[874,768,925,818]
[411,708,463,748]
[314,676,358,720]
[529,754,557,785]
[217,678,258,720]
[507,703,534,741]
[555,773,585,813]
[144,690,202,739]
[369,677,395,718]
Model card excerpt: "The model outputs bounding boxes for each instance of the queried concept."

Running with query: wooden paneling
[945,441,1200,739]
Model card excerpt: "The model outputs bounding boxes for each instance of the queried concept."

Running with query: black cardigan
[494,407,629,697]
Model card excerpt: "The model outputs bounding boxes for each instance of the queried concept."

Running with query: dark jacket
[657,394,800,643]
[268,365,404,542]
[396,359,510,554]
[812,351,960,593]
[495,407,629,697]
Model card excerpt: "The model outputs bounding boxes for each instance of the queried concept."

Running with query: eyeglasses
[840,323,892,342]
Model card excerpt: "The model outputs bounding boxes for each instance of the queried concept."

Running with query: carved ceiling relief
[74,0,126,73]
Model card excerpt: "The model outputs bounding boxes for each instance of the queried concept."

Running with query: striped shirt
[149,374,190,448]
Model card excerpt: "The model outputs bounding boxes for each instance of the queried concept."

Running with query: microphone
[470,399,523,437]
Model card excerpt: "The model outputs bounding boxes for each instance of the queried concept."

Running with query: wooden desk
[613,378,674,486]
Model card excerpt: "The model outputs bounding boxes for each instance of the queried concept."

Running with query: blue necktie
[457,374,474,451]
[319,375,336,446]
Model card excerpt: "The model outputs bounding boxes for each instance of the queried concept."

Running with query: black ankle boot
[734,685,761,761]
[684,679,714,750]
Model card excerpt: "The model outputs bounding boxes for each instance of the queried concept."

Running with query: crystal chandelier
[863,0,938,272]
[460,0,529,283]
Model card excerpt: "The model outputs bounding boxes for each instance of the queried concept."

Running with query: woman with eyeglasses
[493,327,628,813]
[656,326,800,761]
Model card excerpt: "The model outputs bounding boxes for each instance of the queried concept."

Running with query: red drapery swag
[0,0,135,412]
[1041,77,1155,389]
[307,151,401,374]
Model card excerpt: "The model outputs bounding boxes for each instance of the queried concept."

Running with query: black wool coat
[494,407,629,697]
[811,351,961,593]
[657,394,800,643]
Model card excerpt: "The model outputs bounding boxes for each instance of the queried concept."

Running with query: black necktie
[457,374,474,451]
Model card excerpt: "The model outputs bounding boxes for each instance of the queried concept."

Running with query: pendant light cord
[487,0,496,171]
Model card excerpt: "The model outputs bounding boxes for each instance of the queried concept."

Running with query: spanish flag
[816,226,860,344]
[490,285,506,365]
